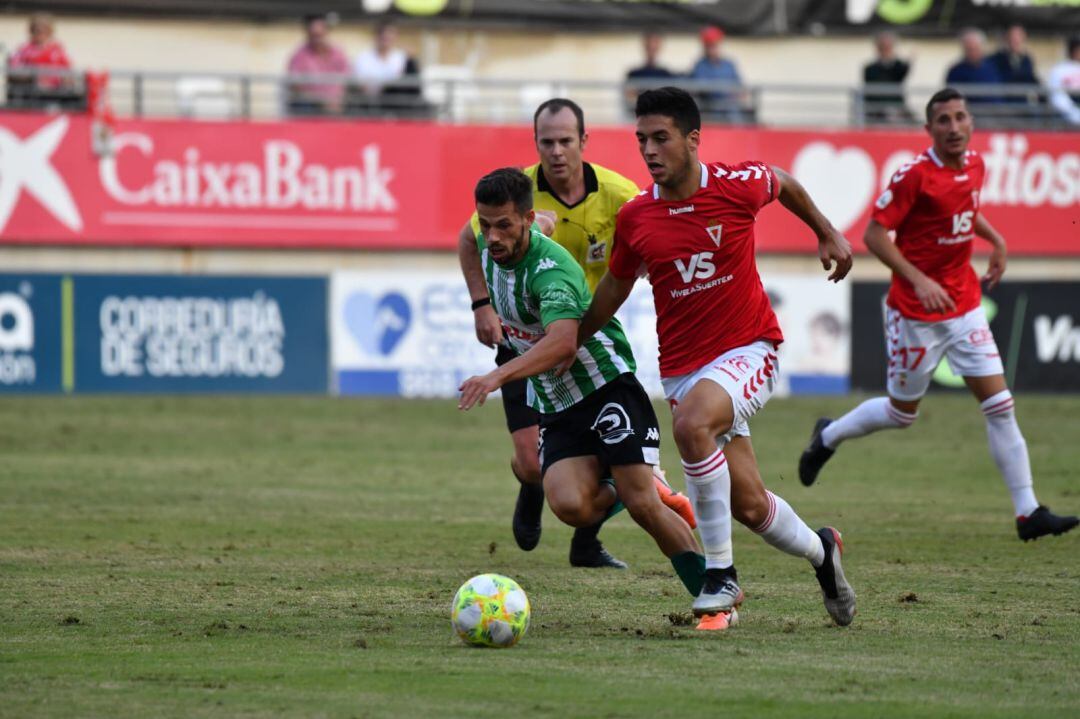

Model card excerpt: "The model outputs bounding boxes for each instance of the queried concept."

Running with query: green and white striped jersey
[479,227,636,414]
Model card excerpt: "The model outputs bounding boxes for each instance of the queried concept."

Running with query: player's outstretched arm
[864,219,956,314]
[974,213,1007,290]
[458,319,578,410]
[772,166,853,282]
[458,220,504,348]
[578,271,635,346]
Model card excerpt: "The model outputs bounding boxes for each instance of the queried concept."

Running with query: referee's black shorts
[495,344,541,433]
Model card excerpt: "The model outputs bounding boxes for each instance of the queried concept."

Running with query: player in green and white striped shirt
[459,168,707,600]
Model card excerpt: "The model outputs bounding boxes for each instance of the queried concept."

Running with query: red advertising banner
[1,112,1077,254]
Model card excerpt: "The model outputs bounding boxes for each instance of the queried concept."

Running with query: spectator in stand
[624,32,676,112]
[988,24,1039,105]
[862,31,912,124]
[627,32,675,83]
[946,28,1002,107]
[1047,35,1080,126]
[353,19,421,115]
[688,25,749,123]
[7,13,78,108]
[989,25,1039,87]
[286,13,350,116]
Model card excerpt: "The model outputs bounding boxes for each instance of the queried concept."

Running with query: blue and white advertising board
[0,274,64,393]
[74,275,327,393]
[0,273,327,394]
[331,270,850,398]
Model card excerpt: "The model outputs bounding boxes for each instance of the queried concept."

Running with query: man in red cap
[689,26,747,122]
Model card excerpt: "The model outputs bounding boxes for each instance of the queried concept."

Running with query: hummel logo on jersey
[669,205,695,216]
[0,116,82,233]
[645,427,660,442]
[706,224,723,247]
[535,258,558,272]
[674,252,716,283]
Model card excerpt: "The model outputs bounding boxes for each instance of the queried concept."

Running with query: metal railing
[2,66,1077,131]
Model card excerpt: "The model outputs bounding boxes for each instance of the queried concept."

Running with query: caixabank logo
[0,117,82,235]
[0,275,65,393]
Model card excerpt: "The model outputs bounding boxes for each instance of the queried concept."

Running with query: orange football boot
[652,468,697,529]
[696,608,739,631]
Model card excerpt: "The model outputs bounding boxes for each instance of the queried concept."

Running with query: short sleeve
[971,154,986,212]
[532,268,585,327]
[871,163,921,230]
[716,161,778,214]
[608,209,643,280]
[53,44,72,68]
[610,175,642,208]
[286,50,304,73]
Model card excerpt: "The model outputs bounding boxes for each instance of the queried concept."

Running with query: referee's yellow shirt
[472,162,641,292]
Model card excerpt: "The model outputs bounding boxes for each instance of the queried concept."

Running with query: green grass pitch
[1,394,1077,718]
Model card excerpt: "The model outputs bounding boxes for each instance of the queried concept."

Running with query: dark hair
[925,87,966,123]
[1068,35,1080,58]
[475,168,534,214]
[635,86,701,136]
[375,18,397,35]
[533,98,585,138]
[303,13,326,28]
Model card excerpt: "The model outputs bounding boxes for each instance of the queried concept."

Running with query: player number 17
[893,346,927,370]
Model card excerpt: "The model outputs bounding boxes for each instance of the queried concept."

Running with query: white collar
[927,146,967,169]
[653,162,708,200]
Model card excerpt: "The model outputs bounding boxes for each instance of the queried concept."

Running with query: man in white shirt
[1047,36,1080,126]
[354,20,411,96]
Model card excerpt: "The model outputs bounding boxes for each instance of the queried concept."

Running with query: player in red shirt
[578,87,856,630]
[799,88,1078,542]
[8,14,72,92]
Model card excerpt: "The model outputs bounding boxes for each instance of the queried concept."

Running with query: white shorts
[885,303,1004,401]
[661,341,780,448]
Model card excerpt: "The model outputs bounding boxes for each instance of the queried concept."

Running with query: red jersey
[872,147,985,321]
[9,41,71,90]
[610,160,784,378]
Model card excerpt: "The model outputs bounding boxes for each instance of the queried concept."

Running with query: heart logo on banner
[344,291,412,356]
[791,142,876,233]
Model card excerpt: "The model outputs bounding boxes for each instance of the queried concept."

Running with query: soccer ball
[451,573,530,648]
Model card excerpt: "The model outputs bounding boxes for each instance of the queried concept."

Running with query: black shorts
[495,344,541,433]
[538,373,661,476]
